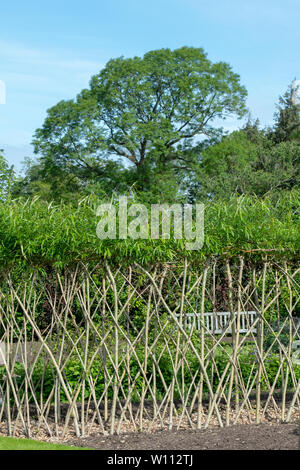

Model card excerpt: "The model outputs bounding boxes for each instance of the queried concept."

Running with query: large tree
[32,47,247,195]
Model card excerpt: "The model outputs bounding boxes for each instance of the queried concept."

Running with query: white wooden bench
[175,311,257,334]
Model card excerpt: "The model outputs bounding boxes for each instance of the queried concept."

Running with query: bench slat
[175,311,257,334]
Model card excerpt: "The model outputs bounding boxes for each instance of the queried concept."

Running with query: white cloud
[0,40,106,162]
[0,39,103,71]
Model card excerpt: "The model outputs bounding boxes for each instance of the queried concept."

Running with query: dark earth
[66,423,299,450]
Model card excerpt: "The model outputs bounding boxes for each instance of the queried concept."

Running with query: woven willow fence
[0,257,299,437]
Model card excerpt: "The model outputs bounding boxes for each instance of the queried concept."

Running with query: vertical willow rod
[256,260,267,424]
[197,265,208,429]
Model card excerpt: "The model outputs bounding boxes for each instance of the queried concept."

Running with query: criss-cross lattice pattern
[0,258,299,437]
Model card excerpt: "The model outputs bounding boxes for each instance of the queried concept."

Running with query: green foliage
[273,81,300,143]
[188,124,300,201]
[12,67,299,206]
[0,191,299,269]
[0,150,15,201]
[30,46,247,199]
[12,155,127,203]
[1,344,299,404]
[0,437,90,450]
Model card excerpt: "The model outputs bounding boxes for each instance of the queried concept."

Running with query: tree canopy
[272,81,300,143]
[32,46,247,196]
[7,51,299,206]
[188,121,300,201]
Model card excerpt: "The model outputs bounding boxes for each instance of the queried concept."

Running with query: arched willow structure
[0,194,299,437]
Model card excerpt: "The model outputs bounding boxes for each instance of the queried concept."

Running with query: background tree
[12,156,127,203]
[32,46,247,199]
[187,115,300,201]
[0,149,15,200]
[272,81,300,143]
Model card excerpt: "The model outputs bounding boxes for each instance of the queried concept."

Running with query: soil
[65,423,300,450]
[1,397,299,450]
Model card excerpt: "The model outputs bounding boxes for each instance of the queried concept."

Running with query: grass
[0,436,92,450]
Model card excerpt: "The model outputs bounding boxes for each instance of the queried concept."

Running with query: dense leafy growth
[0,48,299,264]
[0,190,298,268]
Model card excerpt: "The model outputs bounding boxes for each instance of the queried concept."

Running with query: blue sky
[0,0,299,172]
